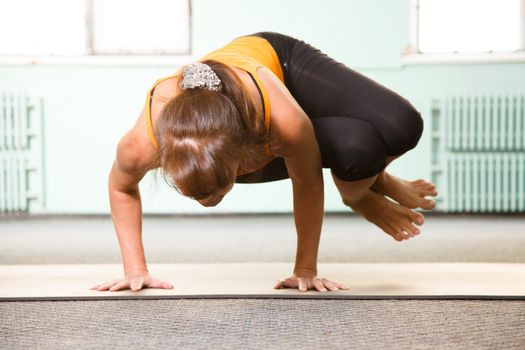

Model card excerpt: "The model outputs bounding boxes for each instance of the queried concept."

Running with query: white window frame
[401,0,525,65]
[0,0,195,66]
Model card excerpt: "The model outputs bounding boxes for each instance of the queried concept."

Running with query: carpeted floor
[1,214,524,349]
[1,214,524,264]
[1,299,524,350]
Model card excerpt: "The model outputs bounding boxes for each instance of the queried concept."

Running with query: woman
[91,32,438,293]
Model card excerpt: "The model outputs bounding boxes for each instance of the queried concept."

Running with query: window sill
[400,51,525,65]
[0,54,199,66]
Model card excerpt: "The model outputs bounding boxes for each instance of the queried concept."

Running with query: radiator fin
[431,94,525,213]
[0,92,44,214]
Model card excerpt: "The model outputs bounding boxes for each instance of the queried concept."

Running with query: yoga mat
[1,263,524,301]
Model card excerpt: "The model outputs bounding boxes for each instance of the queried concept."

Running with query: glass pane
[92,0,190,54]
[0,0,85,55]
[418,0,521,53]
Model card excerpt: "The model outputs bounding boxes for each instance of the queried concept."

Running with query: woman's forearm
[292,183,324,277]
[109,172,148,275]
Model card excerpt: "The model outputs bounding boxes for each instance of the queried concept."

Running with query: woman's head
[155,59,266,204]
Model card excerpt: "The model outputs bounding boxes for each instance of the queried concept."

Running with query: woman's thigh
[311,116,387,181]
[278,34,424,156]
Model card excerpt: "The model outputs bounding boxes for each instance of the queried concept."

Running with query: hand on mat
[273,276,349,292]
[90,270,174,292]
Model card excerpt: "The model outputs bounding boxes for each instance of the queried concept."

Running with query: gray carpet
[1,299,524,350]
[1,214,524,264]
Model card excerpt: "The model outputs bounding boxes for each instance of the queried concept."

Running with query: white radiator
[431,94,525,213]
[444,95,525,152]
[0,92,45,214]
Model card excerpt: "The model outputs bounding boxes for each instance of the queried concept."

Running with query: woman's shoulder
[116,72,184,175]
[124,74,182,169]
[151,74,182,102]
[255,67,312,157]
[118,109,160,173]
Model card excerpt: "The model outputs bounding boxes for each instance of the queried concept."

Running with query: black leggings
[235,32,424,184]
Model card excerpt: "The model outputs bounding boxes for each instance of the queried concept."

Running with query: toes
[416,186,438,197]
[403,223,420,237]
[397,231,407,240]
[414,180,437,191]
[425,187,438,196]
[413,188,438,209]
[420,179,436,186]
[400,230,411,240]
[392,234,403,241]
[421,199,436,210]
[410,212,425,225]
[389,229,403,241]
[392,229,406,241]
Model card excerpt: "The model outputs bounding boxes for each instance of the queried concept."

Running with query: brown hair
[155,59,267,200]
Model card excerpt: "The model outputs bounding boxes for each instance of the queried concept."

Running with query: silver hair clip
[181,62,223,92]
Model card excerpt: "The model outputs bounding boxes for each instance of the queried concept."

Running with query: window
[404,0,525,63]
[0,0,191,56]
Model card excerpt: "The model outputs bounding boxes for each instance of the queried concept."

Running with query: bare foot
[345,189,425,241]
[372,172,438,210]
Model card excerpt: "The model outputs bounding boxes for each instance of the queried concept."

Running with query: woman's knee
[331,145,386,182]
[386,104,424,156]
[312,117,387,182]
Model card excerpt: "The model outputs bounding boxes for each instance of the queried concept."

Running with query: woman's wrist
[293,266,318,278]
[124,267,149,275]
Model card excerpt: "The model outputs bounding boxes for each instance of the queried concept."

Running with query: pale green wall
[1,0,524,214]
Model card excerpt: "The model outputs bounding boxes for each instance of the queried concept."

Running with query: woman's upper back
[145,36,283,149]
[126,35,285,176]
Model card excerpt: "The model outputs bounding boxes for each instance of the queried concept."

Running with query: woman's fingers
[273,278,297,289]
[91,275,175,292]
[320,279,339,291]
[273,280,286,289]
[109,280,130,292]
[96,276,348,293]
[160,281,174,289]
[297,278,308,292]
[94,279,122,291]
[146,278,174,289]
[129,278,144,291]
[312,278,327,292]
[275,276,349,292]
[274,279,289,289]
[333,281,349,290]
[273,280,284,289]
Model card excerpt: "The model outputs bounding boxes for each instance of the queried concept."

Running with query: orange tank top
[144,36,284,175]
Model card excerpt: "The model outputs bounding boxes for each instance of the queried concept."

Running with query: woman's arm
[258,68,347,292]
[283,120,325,279]
[109,131,150,275]
[92,112,174,292]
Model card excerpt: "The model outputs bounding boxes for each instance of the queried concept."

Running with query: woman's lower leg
[370,154,401,192]
[332,148,438,211]
[337,173,379,206]
[331,170,425,241]
[369,154,438,210]
[336,154,400,204]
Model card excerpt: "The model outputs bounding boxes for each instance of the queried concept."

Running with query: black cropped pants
[235,32,424,183]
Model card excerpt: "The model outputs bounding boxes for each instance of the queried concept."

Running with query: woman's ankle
[371,170,389,193]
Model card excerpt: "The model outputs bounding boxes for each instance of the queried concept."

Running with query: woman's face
[197,181,234,207]
[196,158,239,207]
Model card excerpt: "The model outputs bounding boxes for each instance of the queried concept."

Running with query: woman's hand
[273,276,349,292]
[90,269,174,292]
